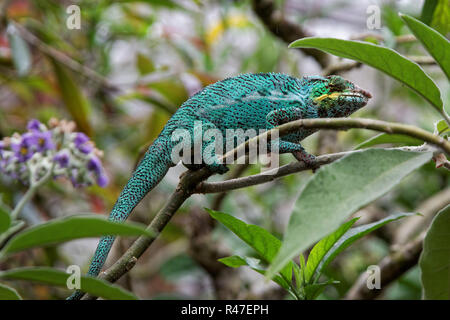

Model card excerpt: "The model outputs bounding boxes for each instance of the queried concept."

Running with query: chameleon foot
[292,151,319,170]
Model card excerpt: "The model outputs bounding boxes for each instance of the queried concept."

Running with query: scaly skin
[67,73,371,299]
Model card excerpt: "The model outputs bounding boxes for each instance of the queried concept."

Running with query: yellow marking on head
[313,92,341,102]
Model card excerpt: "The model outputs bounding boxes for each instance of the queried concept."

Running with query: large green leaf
[289,38,443,112]
[7,24,32,77]
[0,283,22,300]
[420,205,450,299]
[400,14,450,80]
[267,149,432,279]
[304,218,358,283]
[0,267,137,300]
[1,215,153,255]
[0,206,11,234]
[50,59,92,135]
[315,212,416,281]
[207,209,293,282]
[355,133,423,150]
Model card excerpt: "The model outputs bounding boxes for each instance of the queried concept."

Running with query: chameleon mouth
[344,87,372,99]
[314,87,371,102]
[337,87,372,103]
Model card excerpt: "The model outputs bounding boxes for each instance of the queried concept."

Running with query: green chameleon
[68,72,371,299]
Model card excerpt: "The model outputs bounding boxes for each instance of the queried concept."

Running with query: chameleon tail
[67,136,174,300]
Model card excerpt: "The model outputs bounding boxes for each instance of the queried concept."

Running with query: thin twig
[277,118,450,155]
[10,21,118,92]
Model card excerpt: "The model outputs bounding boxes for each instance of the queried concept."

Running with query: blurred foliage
[0,0,449,300]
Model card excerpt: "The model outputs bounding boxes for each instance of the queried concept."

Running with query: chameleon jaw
[314,87,372,103]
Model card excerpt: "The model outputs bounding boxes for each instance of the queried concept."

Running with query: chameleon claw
[292,151,320,172]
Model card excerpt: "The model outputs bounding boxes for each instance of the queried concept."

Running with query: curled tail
[67,136,174,300]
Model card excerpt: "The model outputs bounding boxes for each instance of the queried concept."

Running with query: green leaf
[218,255,248,268]
[436,119,450,135]
[267,149,432,279]
[420,0,438,25]
[0,267,137,300]
[218,255,291,292]
[315,212,416,281]
[1,215,153,255]
[304,218,359,283]
[0,283,22,300]
[207,209,293,281]
[430,0,450,35]
[420,205,450,299]
[148,80,188,107]
[7,24,32,77]
[400,14,450,80]
[136,53,155,75]
[355,133,423,149]
[0,206,11,234]
[304,280,339,300]
[50,59,92,135]
[289,38,443,112]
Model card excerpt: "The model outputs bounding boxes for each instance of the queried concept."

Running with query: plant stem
[0,220,25,252]
[10,166,53,221]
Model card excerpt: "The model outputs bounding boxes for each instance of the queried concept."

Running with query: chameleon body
[68,73,370,299]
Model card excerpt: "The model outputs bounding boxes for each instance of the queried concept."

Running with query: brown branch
[345,190,450,300]
[251,0,329,68]
[279,118,450,155]
[345,231,425,300]
[393,187,450,245]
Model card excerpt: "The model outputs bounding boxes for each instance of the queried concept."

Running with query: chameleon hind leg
[266,108,317,165]
[202,139,229,174]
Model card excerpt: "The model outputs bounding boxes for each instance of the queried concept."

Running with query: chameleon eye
[328,76,346,91]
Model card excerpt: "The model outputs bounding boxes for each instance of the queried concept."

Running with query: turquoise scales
[68,73,371,299]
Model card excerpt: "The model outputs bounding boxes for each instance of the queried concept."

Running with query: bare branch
[345,231,425,300]
[10,21,118,92]
[251,0,329,68]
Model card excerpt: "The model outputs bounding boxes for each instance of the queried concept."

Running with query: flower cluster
[0,119,108,188]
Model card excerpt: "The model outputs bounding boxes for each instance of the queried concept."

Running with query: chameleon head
[305,75,372,118]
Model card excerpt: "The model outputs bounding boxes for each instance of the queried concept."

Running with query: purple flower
[0,141,4,158]
[27,119,42,131]
[74,132,89,145]
[53,150,70,168]
[74,132,93,154]
[69,168,82,188]
[87,156,108,187]
[11,133,36,162]
[87,156,102,174]
[35,131,55,152]
[96,173,109,187]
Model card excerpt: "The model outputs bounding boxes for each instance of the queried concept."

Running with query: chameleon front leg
[277,140,317,165]
[266,107,317,166]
